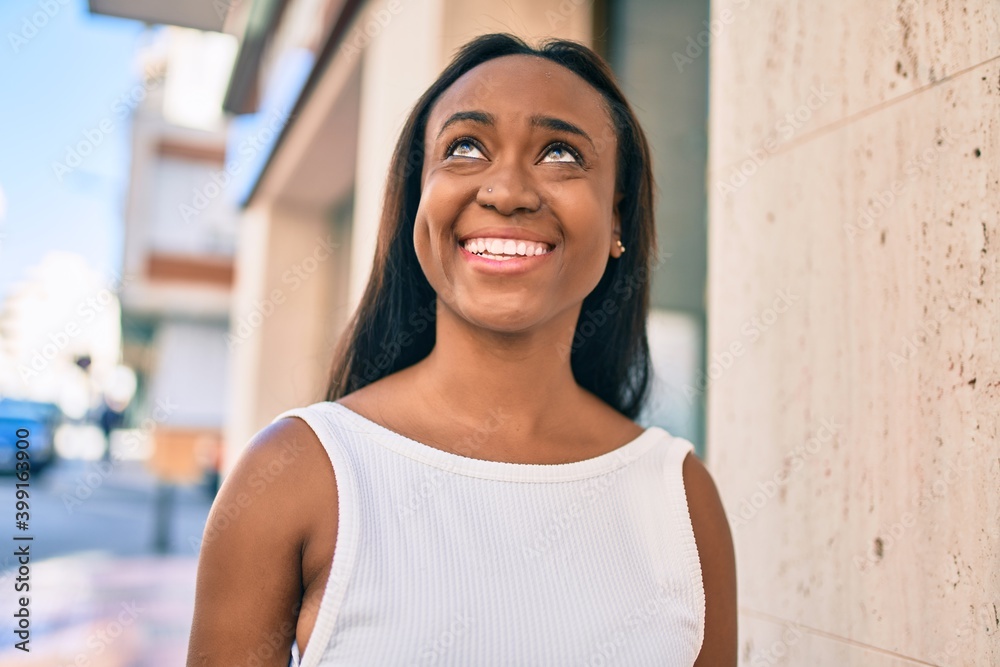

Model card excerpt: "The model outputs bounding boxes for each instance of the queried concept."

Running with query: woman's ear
[610,192,625,258]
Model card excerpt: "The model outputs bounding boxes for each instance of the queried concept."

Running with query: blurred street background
[1,1,711,662]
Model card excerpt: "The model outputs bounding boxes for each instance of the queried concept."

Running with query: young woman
[188,33,736,666]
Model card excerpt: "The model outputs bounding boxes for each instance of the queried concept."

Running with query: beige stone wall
[348,0,445,310]
[223,202,348,472]
[706,2,1000,664]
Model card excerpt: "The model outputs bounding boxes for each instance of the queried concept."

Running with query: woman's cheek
[411,213,443,292]
[417,179,457,237]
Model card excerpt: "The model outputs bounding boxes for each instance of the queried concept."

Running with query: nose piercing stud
[487,188,493,193]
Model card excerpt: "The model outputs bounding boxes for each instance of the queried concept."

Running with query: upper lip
[457,227,559,247]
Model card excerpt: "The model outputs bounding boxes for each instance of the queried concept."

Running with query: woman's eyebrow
[529,114,595,150]
[436,110,495,139]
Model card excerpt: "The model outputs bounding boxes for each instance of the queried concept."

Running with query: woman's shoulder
[187,414,338,663]
[680,452,738,666]
[249,410,332,467]
[224,414,338,533]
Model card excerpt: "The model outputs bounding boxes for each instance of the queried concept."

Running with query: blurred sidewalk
[23,457,214,560]
[0,554,196,666]
[0,456,213,665]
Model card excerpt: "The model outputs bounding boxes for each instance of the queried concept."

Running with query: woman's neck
[407,301,587,437]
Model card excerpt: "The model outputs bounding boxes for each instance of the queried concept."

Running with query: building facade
[115,26,240,481]
[707,1,1000,663]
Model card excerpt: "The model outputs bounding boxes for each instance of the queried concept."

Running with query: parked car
[0,398,61,475]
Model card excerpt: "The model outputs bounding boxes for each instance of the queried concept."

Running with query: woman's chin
[453,302,544,336]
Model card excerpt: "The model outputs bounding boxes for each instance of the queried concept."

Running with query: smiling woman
[187,33,736,667]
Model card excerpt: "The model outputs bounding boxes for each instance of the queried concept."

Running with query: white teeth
[461,236,553,258]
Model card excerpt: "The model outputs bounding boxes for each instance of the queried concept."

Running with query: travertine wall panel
[707,4,1000,664]
[709,2,1000,171]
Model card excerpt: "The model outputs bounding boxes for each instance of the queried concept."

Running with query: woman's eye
[448,139,485,160]
[540,143,579,164]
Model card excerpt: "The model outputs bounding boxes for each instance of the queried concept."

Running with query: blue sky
[0,1,149,300]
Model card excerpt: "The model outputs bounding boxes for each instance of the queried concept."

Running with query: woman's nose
[476,162,542,215]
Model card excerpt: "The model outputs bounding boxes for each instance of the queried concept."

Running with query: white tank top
[271,401,705,666]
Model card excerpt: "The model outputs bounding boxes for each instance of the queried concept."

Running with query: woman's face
[413,54,622,335]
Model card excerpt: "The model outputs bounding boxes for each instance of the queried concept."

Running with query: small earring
[616,238,626,254]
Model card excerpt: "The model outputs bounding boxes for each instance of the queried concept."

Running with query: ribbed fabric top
[271,401,705,666]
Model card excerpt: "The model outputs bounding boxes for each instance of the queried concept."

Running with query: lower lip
[458,243,554,274]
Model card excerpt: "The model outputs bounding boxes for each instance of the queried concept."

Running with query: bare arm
[685,453,738,667]
[187,417,333,666]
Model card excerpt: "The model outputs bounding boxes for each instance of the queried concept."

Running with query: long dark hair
[325,32,657,419]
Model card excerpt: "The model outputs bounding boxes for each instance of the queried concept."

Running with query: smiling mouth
[460,237,554,261]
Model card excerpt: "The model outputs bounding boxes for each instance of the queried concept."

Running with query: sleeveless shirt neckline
[324,401,666,483]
